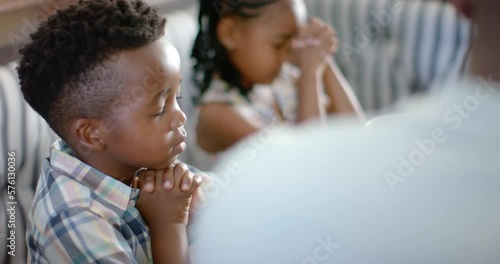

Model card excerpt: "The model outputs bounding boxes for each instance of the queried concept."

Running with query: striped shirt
[26,140,152,263]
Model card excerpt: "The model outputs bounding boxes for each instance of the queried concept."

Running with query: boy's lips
[172,136,186,154]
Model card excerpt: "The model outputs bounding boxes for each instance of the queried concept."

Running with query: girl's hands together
[291,18,338,74]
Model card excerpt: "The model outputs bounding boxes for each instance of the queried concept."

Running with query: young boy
[19,0,201,262]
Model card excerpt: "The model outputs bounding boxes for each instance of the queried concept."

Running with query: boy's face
[100,40,186,173]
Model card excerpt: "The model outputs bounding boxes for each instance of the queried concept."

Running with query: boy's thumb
[132,176,139,188]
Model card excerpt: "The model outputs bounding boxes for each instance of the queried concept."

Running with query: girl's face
[226,0,306,87]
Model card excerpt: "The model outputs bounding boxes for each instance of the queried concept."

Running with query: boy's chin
[143,157,179,171]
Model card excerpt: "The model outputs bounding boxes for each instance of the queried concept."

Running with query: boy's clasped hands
[133,162,204,227]
[131,163,206,262]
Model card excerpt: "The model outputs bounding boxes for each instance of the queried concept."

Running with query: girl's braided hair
[191,0,278,97]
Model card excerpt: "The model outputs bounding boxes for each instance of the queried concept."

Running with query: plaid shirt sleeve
[29,206,140,264]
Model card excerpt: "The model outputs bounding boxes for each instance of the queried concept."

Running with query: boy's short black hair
[18,0,166,139]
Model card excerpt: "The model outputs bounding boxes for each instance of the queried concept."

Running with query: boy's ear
[69,118,106,152]
[216,17,239,51]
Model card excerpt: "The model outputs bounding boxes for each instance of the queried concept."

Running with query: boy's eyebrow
[150,78,182,105]
[152,87,170,103]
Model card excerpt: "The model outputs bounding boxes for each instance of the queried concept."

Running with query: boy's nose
[171,109,187,130]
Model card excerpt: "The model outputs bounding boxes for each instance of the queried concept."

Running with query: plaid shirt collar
[49,139,139,213]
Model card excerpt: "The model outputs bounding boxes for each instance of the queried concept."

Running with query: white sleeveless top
[188,64,300,171]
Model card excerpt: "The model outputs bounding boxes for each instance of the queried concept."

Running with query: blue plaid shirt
[26,140,152,263]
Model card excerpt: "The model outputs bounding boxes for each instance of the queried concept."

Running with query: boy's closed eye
[153,95,183,117]
[154,107,166,117]
[150,78,183,117]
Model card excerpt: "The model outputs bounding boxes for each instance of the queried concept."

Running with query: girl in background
[190,0,364,170]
